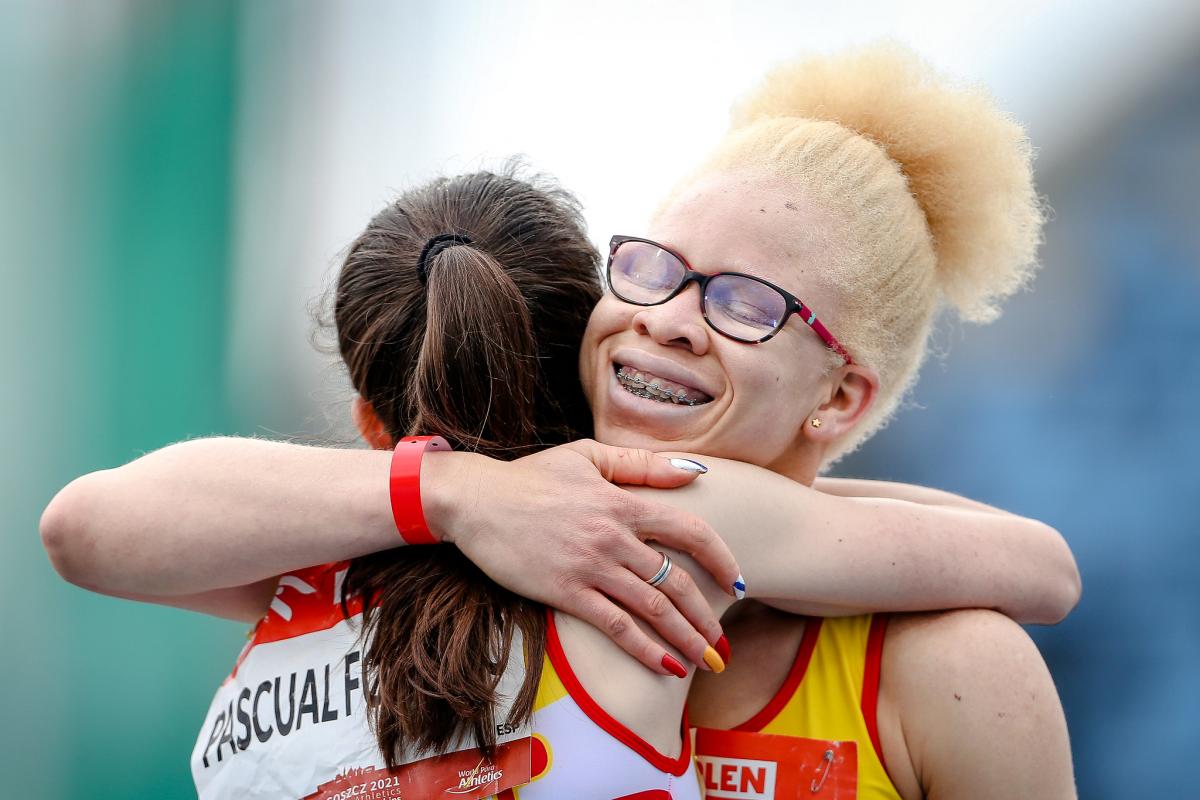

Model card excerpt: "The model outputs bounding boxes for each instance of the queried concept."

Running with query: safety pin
[810,749,834,793]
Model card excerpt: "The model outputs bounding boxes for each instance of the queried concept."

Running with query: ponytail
[330,167,601,765]
[412,244,538,455]
[344,241,547,764]
[341,548,545,764]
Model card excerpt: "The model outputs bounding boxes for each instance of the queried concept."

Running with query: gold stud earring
[810,418,822,428]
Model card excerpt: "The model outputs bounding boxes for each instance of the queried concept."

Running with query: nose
[631,282,712,355]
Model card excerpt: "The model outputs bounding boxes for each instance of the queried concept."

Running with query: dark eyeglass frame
[607,235,853,364]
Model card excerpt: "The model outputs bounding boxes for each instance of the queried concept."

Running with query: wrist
[389,436,453,544]
[418,450,490,545]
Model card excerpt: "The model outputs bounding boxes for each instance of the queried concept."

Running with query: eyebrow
[655,238,777,282]
[723,259,778,281]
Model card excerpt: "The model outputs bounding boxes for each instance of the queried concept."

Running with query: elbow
[1050,559,1083,625]
[40,474,109,591]
[1032,522,1082,625]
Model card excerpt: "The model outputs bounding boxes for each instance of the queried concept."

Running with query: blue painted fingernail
[669,457,708,474]
[732,575,746,600]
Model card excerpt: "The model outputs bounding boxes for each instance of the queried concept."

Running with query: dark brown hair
[328,166,601,766]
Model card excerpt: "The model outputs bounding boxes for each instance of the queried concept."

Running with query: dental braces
[616,367,705,406]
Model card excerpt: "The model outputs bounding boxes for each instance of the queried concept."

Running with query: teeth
[616,366,705,406]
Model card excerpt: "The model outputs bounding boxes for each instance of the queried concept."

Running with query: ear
[804,363,879,446]
[351,395,394,450]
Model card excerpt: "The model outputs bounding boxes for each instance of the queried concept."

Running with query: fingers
[641,454,709,488]
[632,498,744,598]
[596,557,721,671]
[565,440,705,489]
[567,590,692,678]
[628,545,724,648]
[588,561,715,671]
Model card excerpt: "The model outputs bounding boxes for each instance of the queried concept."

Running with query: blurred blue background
[3,1,1197,797]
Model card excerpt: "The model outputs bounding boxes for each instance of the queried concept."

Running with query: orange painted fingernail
[661,653,688,679]
[715,635,731,666]
[703,645,726,674]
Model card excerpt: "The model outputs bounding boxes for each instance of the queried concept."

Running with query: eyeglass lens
[609,241,788,341]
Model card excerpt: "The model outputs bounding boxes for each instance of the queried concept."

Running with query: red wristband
[389,435,452,545]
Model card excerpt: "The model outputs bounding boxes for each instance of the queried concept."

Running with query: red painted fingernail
[715,635,731,666]
[661,653,688,679]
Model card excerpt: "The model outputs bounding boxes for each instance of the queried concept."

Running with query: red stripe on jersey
[732,618,823,732]
[544,610,692,776]
[861,613,890,775]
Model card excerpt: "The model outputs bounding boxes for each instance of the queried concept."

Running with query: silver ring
[646,552,673,587]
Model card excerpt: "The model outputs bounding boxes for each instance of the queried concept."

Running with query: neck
[765,442,824,487]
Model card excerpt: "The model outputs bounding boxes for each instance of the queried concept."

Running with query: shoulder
[876,610,1075,799]
[884,608,1047,685]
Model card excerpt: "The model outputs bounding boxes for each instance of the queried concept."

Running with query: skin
[581,172,873,481]
[581,169,1077,798]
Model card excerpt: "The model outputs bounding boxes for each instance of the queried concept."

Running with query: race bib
[692,728,857,799]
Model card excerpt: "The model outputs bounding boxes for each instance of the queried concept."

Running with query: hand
[423,439,741,676]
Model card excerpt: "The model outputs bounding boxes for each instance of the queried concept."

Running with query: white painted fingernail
[732,575,746,600]
[669,458,708,474]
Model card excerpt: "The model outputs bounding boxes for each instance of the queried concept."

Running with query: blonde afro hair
[672,41,1047,467]
[731,40,1045,323]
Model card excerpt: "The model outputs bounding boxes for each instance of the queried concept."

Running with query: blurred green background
[2,4,247,797]
[4,1,1198,797]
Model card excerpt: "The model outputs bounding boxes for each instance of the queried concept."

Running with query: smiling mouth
[613,364,713,406]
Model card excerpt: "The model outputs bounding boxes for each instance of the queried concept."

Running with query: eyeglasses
[606,235,853,363]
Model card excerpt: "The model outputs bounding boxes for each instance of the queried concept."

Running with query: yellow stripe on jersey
[757,615,868,739]
[532,653,568,711]
[752,614,899,799]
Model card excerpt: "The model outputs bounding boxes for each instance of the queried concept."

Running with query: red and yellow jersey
[190,561,700,800]
[692,614,899,799]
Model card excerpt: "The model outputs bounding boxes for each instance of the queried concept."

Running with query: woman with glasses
[578,44,1076,798]
[42,43,1077,797]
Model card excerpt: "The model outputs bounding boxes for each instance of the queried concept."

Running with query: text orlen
[697,755,778,800]
[200,650,364,767]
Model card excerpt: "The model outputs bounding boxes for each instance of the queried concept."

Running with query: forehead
[648,171,843,296]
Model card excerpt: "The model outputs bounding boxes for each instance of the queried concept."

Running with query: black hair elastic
[416,233,474,284]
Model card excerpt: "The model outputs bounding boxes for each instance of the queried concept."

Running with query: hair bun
[731,40,1047,323]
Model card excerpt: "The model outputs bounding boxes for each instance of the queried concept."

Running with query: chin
[592,422,674,452]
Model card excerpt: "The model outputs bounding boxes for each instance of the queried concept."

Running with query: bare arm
[40,435,1076,679]
[812,476,1021,516]
[109,580,281,624]
[878,610,1076,800]
[39,437,742,675]
[632,455,1081,625]
[40,437,400,597]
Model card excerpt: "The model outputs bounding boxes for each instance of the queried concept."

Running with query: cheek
[590,293,631,330]
[582,296,633,352]
[728,349,790,398]
[579,296,628,393]
[725,350,819,426]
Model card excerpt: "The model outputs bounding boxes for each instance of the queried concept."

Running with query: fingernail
[661,653,688,679]
[732,575,747,600]
[668,457,708,474]
[714,634,731,666]
[703,645,726,674]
